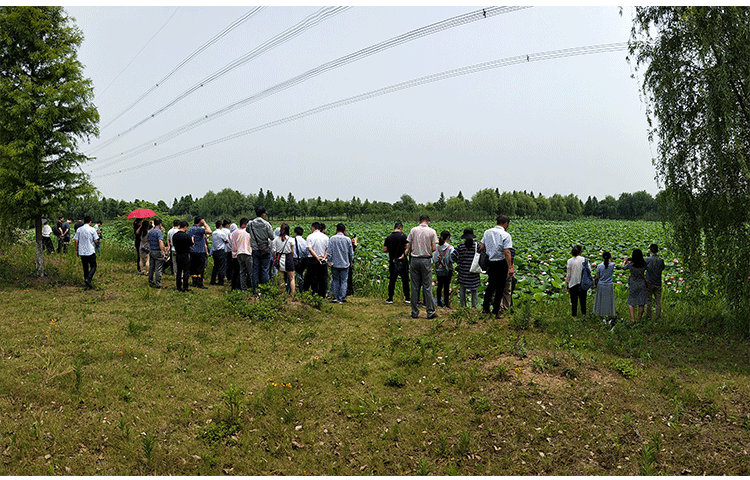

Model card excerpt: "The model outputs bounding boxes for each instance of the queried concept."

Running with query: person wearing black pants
[171,221,193,292]
[480,215,514,318]
[566,244,587,316]
[384,222,410,304]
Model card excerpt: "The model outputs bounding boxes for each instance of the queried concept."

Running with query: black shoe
[427,313,438,320]
[411,315,419,319]
[183,288,192,292]
[197,286,208,289]
[84,280,93,289]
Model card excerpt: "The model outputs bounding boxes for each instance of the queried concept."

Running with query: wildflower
[377,279,381,284]
[616,281,622,285]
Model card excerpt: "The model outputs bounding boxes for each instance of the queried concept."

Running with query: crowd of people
[67,208,665,324]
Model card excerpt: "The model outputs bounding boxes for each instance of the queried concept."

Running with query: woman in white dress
[272,223,296,294]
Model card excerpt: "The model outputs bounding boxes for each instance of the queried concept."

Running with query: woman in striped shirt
[451,228,481,308]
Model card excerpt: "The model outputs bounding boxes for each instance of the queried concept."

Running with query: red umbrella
[127,208,157,219]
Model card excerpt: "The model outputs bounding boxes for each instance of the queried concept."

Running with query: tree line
[63,187,664,223]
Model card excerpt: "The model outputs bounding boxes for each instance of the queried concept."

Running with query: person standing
[41,219,55,254]
[305,222,330,297]
[433,230,454,309]
[405,215,439,319]
[327,223,353,304]
[172,221,193,292]
[232,217,253,292]
[247,206,274,294]
[292,226,310,288]
[188,216,211,289]
[480,215,514,318]
[146,218,168,288]
[384,222,410,304]
[94,220,102,254]
[565,245,588,317]
[133,218,144,273]
[73,218,83,233]
[73,216,99,289]
[166,219,180,276]
[499,247,517,316]
[452,228,481,308]
[210,220,229,286]
[57,216,70,254]
[223,220,234,284]
[273,223,297,294]
[644,243,665,321]
[593,251,616,321]
[623,248,648,323]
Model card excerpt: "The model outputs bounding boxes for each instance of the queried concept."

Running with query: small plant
[531,356,550,373]
[434,434,448,457]
[73,358,83,391]
[121,386,133,403]
[141,432,155,464]
[513,335,528,359]
[469,395,490,414]
[384,371,406,388]
[126,318,150,336]
[509,302,533,330]
[495,362,512,381]
[612,358,638,379]
[456,430,472,456]
[416,457,430,476]
[639,433,661,475]
[445,463,459,475]
[297,291,323,309]
[562,367,578,379]
[222,386,243,425]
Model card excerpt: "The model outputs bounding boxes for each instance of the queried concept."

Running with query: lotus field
[343,219,684,302]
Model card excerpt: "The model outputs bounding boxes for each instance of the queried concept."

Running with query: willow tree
[629,7,750,333]
[0,7,99,276]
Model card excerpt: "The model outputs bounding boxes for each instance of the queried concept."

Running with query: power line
[95,7,180,101]
[100,6,265,131]
[92,42,629,179]
[88,6,350,155]
[89,6,528,172]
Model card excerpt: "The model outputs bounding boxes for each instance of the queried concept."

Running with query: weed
[416,457,430,475]
[126,318,150,336]
[612,358,638,379]
[297,291,323,309]
[384,372,406,388]
[119,417,130,439]
[456,430,472,456]
[469,395,491,414]
[639,433,661,475]
[513,335,528,359]
[510,302,533,330]
[141,432,156,464]
[445,463,459,475]
[531,356,550,373]
[222,386,243,425]
[562,367,578,380]
[434,434,448,457]
[121,386,133,403]
[495,361,512,381]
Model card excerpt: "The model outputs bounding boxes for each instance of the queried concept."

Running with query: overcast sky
[64,4,658,206]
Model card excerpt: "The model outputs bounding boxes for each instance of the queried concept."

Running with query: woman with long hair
[593,251,616,320]
[432,230,454,308]
[622,248,648,322]
[272,223,296,294]
[565,244,587,317]
[451,228,481,308]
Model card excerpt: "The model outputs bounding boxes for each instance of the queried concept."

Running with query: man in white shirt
[304,222,329,297]
[480,215,514,318]
[73,216,99,289]
[166,219,180,277]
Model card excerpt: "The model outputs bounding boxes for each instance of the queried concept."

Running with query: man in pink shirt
[231,217,253,292]
[405,215,439,319]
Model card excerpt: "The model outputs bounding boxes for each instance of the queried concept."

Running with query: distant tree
[256,189,265,212]
[0,7,99,276]
[435,192,446,211]
[549,194,567,219]
[564,194,583,218]
[393,194,417,212]
[583,196,596,216]
[514,191,537,217]
[497,191,517,217]
[444,195,468,220]
[471,188,499,217]
[287,192,300,219]
[598,195,618,219]
[156,200,169,213]
[534,195,551,217]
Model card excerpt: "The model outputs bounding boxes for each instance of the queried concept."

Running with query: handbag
[580,258,593,291]
[469,243,485,274]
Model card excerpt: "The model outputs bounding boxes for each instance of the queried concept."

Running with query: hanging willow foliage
[628,6,750,335]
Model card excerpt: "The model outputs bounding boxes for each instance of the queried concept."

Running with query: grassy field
[1,239,749,475]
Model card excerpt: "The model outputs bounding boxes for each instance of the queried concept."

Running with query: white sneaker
[404,300,411,304]
[385,300,393,304]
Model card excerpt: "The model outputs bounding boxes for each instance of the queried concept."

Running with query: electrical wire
[95,7,180,101]
[89,6,528,171]
[92,42,629,179]
[99,6,265,131]
[88,6,349,154]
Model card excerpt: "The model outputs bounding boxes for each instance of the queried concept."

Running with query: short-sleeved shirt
[293,236,309,259]
[645,255,665,285]
[481,225,513,261]
[211,229,229,254]
[188,226,207,254]
[596,262,615,286]
[384,231,408,260]
[61,221,70,240]
[172,231,193,255]
[307,230,329,259]
[73,223,99,256]
[74,221,84,233]
[147,227,164,250]
[406,224,438,258]
[167,227,179,252]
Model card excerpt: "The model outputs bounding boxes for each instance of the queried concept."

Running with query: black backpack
[435,246,450,275]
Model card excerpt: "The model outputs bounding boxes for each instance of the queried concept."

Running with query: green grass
[0,241,749,475]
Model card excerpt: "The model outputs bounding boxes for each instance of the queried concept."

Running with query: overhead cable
[90,6,528,171]
[92,42,628,178]
[95,7,181,101]
[88,6,350,154]
[100,6,265,131]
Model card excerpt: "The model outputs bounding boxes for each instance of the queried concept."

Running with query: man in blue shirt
[188,216,212,289]
[147,218,168,289]
[73,216,99,289]
[327,223,354,304]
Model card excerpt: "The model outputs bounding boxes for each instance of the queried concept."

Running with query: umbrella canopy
[127,208,156,219]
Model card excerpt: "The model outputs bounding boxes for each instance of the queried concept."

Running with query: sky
[64,4,659,206]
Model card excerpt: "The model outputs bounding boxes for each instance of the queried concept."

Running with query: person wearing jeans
[327,223,353,303]
[247,206,274,294]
